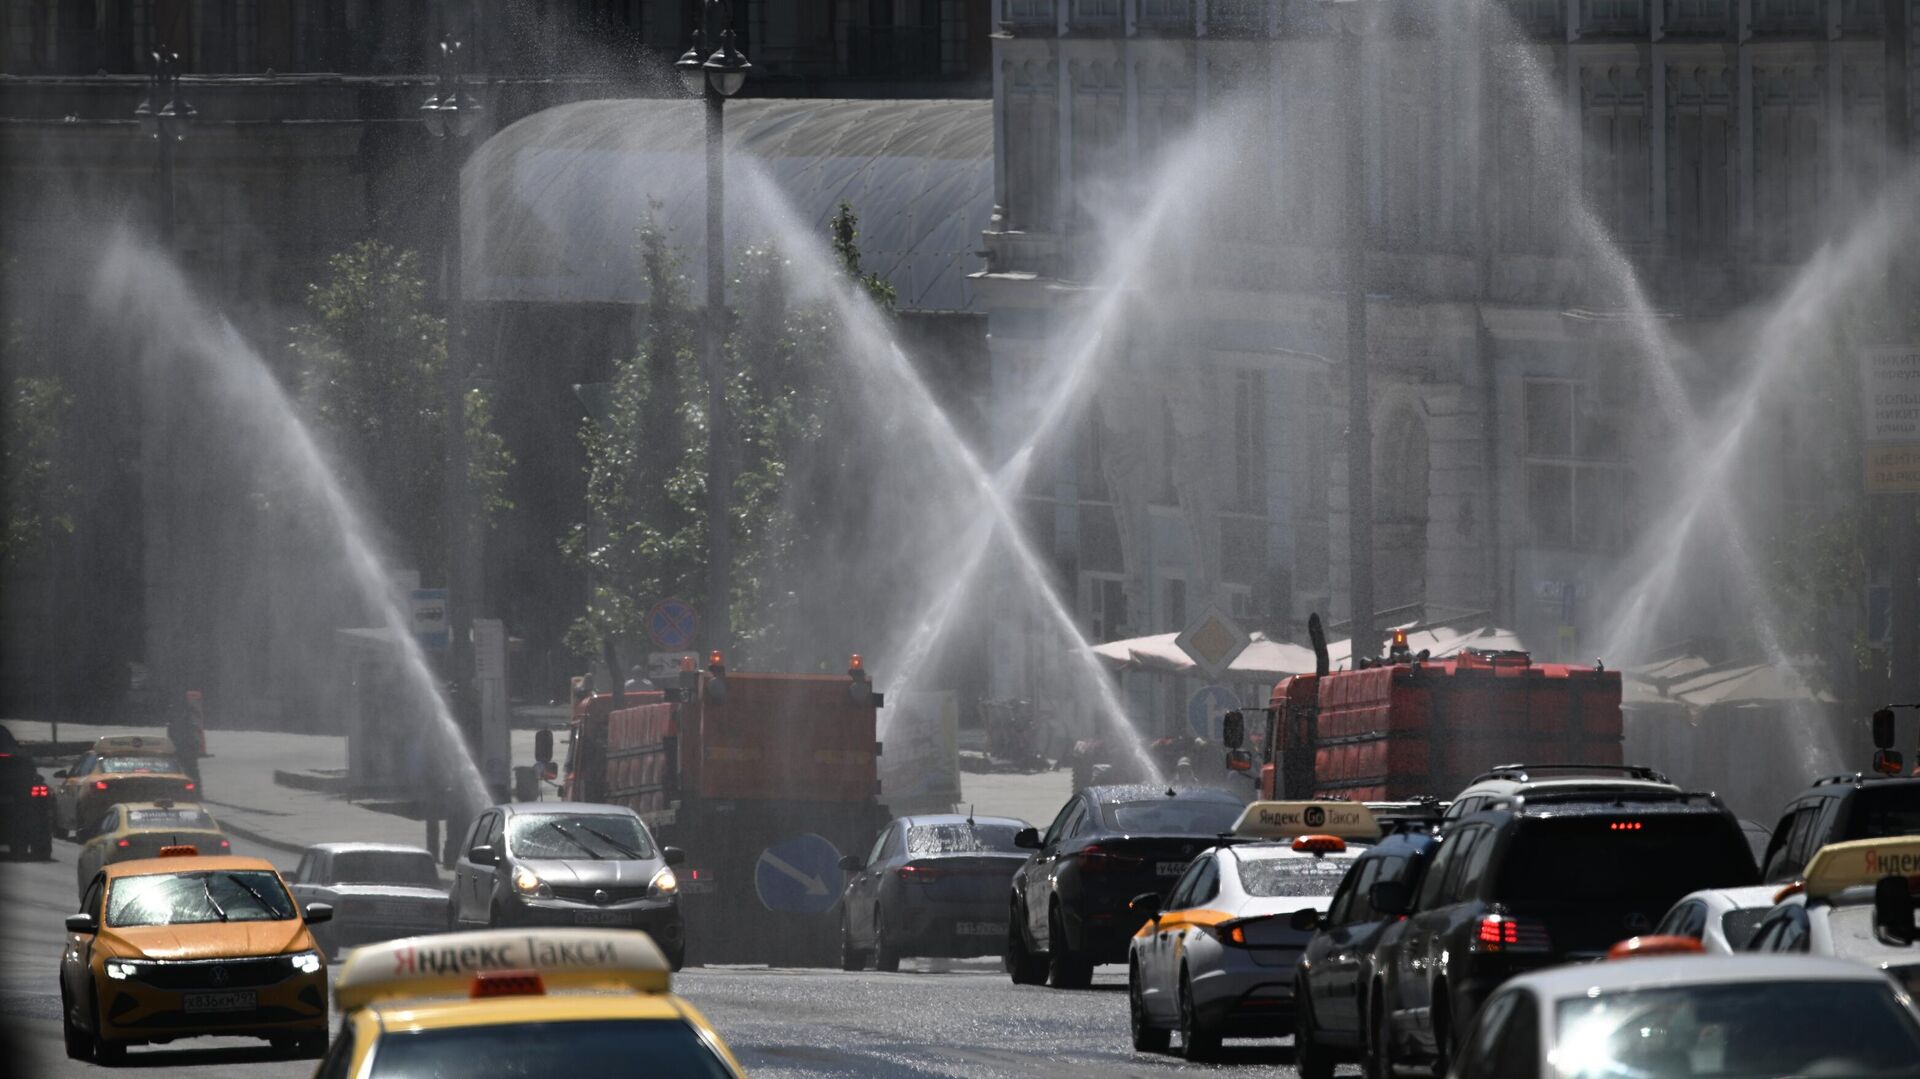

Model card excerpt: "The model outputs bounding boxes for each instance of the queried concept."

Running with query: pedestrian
[168,691,207,791]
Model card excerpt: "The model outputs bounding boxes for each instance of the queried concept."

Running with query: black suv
[1005,785,1245,989]
[1292,825,1440,1079]
[1760,773,1920,883]
[1369,784,1757,1075]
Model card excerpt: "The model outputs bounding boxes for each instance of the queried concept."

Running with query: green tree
[1,371,76,568]
[290,240,512,582]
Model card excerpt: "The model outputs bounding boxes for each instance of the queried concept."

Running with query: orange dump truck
[563,655,887,965]
[1237,646,1623,801]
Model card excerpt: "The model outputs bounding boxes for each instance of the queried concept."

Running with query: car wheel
[1045,904,1092,989]
[61,983,90,1060]
[1178,969,1220,1061]
[1367,991,1394,1079]
[1431,994,1457,1078]
[873,908,902,973]
[90,985,125,1063]
[1129,962,1170,1053]
[840,914,871,971]
[446,900,461,932]
[1004,903,1046,985]
[1295,983,1334,1079]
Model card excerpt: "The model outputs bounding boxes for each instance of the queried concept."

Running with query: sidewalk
[6,720,1076,853]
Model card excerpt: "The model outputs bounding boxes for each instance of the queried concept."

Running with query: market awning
[1091,625,1529,682]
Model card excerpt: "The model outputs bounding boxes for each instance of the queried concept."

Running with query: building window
[1667,65,1733,251]
[1581,66,1651,244]
[1753,0,1821,32]
[1087,575,1128,642]
[1165,577,1187,631]
[1008,0,1057,23]
[1137,59,1195,170]
[1231,370,1267,513]
[1071,58,1125,226]
[1071,0,1123,23]
[1580,0,1648,33]
[1141,0,1195,26]
[1523,379,1629,551]
[1006,59,1060,232]
[1753,66,1823,259]
[1496,89,1565,254]
[1664,0,1730,32]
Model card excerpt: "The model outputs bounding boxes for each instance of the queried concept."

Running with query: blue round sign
[753,833,845,914]
[647,599,699,651]
[1187,684,1242,741]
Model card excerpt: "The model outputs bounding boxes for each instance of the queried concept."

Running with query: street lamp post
[421,34,483,826]
[134,47,194,246]
[677,4,751,660]
[1321,0,1377,662]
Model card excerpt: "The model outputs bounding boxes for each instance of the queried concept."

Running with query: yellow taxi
[52,747,198,838]
[318,928,747,1077]
[76,800,231,900]
[60,848,331,1063]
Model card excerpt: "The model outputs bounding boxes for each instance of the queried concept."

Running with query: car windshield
[507,814,655,861]
[906,823,1026,855]
[1102,799,1243,835]
[99,756,182,775]
[1847,784,1920,840]
[124,807,214,830]
[1554,980,1920,1078]
[365,1018,735,1078]
[328,851,440,886]
[106,870,296,926]
[1496,816,1756,905]
[1237,853,1357,897]
[1718,908,1768,950]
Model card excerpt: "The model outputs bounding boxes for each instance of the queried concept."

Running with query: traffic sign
[1187,684,1241,741]
[1176,604,1250,681]
[410,589,449,650]
[753,833,844,914]
[647,599,699,651]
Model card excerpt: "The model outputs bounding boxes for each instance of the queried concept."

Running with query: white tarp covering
[1092,625,1529,681]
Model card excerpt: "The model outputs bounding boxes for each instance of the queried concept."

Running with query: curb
[272,769,350,795]
[210,815,306,857]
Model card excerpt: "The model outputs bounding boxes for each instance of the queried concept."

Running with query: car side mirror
[1222,710,1245,750]
[1129,892,1162,920]
[1872,707,1897,750]
[1874,875,1915,946]
[467,845,498,867]
[303,903,334,926]
[1370,880,1413,916]
[1290,907,1322,932]
[534,728,554,764]
[1013,827,1041,850]
[65,913,98,935]
[838,854,864,872]
[662,846,686,867]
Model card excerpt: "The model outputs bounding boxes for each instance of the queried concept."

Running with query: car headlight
[103,959,141,981]
[288,950,323,975]
[512,865,551,898]
[649,866,678,898]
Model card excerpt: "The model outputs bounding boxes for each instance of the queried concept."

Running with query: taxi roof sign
[92,734,176,757]
[335,928,671,1011]
[1232,801,1381,843]
[1804,836,1920,901]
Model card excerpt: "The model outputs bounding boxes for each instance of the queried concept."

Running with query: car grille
[548,884,652,904]
[125,956,293,990]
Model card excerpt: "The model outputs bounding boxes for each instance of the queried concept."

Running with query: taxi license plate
[955,922,1004,936]
[573,910,631,926]
[183,990,256,1013]
[1156,861,1187,876]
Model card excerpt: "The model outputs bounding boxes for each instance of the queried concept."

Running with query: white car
[1649,884,1780,953]
[286,842,450,957]
[1448,950,1920,1079]
[1128,800,1377,1060]
[1746,834,1920,996]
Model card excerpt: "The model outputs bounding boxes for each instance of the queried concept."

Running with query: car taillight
[1209,920,1251,946]
[183,782,196,791]
[218,839,230,849]
[117,839,131,848]
[1077,845,1141,873]
[29,785,48,798]
[93,781,110,791]
[1474,914,1551,953]
[897,864,942,884]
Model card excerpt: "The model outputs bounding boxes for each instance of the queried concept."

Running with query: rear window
[107,870,297,927]
[1102,799,1243,835]
[906,823,1026,855]
[100,757,182,775]
[1237,853,1356,897]
[1495,815,1756,905]
[328,851,441,886]
[1847,784,1920,841]
[365,1019,734,1078]
[1719,908,1768,950]
[125,807,214,830]
[507,814,655,861]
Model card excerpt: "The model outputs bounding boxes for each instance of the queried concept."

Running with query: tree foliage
[1,371,77,567]
[290,240,512,582]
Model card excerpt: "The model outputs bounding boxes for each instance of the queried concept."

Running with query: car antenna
[1166,785,1177,798]
[966,804,976,828]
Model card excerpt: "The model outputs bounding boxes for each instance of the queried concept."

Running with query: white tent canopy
[1091,625,1528,682]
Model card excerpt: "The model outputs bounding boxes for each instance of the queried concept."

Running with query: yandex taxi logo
[1803,836,1920,901]
[337,928,673,1011]
[388,937,620,977]
[1231,801,1382,843]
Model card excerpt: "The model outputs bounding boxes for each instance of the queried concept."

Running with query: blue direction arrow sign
[1187,684,1242,741]
[647,598,699,652]
[754,833,845,914]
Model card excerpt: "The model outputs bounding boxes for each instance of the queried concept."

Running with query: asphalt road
[1,836,1312,1078]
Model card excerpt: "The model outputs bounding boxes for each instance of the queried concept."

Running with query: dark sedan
[838,814,1033,971]
[1006,785,1247,989]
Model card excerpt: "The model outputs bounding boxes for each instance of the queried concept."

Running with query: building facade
[976,0,1917,728]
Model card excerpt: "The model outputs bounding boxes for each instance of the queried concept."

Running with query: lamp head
[676,32,708,96]
[704,29,751,98]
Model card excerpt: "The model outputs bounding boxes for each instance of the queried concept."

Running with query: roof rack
[1809,772,1920,788]
[1470,763,1671,786]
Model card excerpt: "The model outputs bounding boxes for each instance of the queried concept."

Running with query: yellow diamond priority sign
[1175,603,1251,682]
